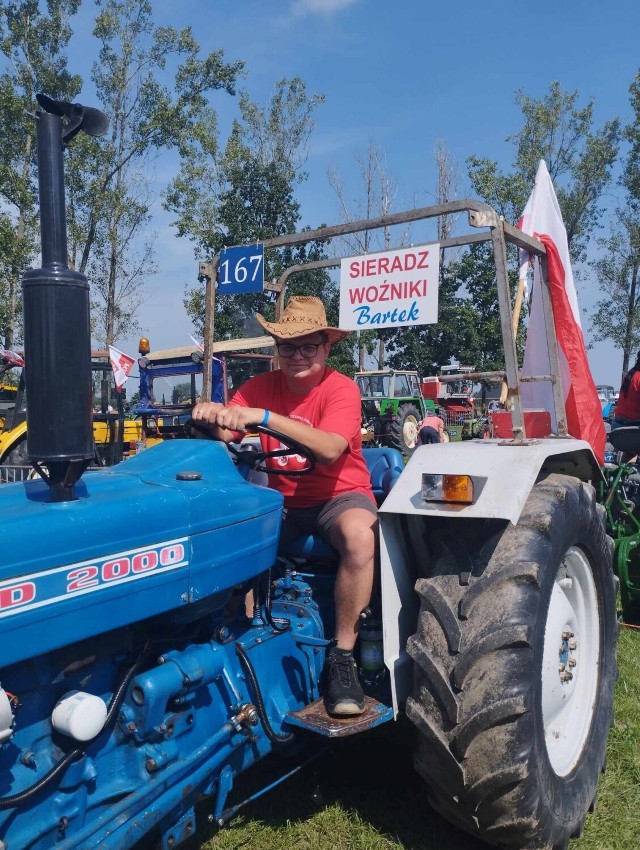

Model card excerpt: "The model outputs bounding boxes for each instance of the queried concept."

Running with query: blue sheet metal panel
[0,441,283,666]
[190,512,281,600]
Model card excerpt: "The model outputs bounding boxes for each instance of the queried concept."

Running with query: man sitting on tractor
[192,296,377,717]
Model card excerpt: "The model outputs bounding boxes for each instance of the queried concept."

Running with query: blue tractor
[0,95,618,850]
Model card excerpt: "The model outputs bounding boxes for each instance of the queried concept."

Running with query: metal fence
[0,465,37,484]
[442,408,475,426]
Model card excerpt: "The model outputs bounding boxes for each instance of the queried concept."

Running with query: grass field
[189,625,640,850]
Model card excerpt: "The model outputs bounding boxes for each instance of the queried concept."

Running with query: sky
[65,0,640,386]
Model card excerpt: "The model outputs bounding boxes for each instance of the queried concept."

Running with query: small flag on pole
[108,345,135,393]
[0,349,25,367]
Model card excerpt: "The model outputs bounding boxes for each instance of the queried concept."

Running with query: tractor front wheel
[406,473,617,849]
[388,403,421,457]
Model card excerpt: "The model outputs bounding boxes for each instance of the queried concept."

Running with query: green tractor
[355,369,436,457]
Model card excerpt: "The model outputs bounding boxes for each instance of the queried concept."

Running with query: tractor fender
[0,420,27,463]
[377,437,603,716]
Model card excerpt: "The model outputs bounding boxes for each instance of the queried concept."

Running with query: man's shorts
[279,492,378,553]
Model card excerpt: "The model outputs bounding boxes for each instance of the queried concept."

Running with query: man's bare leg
[330,508,377,650]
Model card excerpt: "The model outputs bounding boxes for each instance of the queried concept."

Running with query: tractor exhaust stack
[22,95,109,501]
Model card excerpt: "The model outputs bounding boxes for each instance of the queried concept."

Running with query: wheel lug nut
[568,658,577,667]
[568,640,577,650]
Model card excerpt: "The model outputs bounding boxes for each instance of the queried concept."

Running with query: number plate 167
[218,245,264,295]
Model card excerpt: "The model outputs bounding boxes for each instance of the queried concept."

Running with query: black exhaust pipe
[22,96,109,502]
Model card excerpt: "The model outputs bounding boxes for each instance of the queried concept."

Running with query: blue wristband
[260,409,270,426]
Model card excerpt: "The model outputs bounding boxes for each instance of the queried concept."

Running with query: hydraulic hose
[264,568,290,633]
[235,643,295,744]
[0,652,148,810]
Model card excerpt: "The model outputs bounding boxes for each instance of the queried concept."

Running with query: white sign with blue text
[339,243,440,331]
[218,244,264,295]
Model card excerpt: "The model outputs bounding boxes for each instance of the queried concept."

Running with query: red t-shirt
[616,371,640,420]
[230,368,375,508]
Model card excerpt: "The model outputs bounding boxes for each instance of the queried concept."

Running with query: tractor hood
[0,440,282,667]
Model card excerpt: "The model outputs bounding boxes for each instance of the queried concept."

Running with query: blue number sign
[218,245,264,294]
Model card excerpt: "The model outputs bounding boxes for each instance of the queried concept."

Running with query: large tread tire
[388,403,421,457]
[406,473,617,850]
[1,437,28,466]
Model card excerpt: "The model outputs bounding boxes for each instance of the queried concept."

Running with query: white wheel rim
[403,416,418,447]
[541,546,600,776]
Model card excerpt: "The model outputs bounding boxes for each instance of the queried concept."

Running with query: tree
[0,0,82,349]
[165,77,328,344]
[590,69,640,378]
[328,143,402,369]
[65,0,242,346]
[624,70,640,203]
[590,210,640,379]
[385,242,517,379]
[468,81,620,264]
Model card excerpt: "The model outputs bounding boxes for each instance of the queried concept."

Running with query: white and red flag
[519,160,605,464]
[0,349,24,367]
[108,345,135,393]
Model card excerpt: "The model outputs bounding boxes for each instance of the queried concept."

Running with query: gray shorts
[279,492,378,551]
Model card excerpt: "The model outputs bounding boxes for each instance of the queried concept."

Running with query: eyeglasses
[276,342,324,358]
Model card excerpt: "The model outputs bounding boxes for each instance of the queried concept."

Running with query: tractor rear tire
[406,473,617,850]
[388,403,421,457]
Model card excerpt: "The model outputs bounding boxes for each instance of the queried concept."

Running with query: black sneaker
[324,647,365,716]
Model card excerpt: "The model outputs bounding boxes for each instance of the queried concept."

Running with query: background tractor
[421,363,481,441]
[355,369,436,457]
[0,351,136,481]
[134,336,274,447]
[0,95,619,850]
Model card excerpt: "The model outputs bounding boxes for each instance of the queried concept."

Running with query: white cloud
[291,0,361,16]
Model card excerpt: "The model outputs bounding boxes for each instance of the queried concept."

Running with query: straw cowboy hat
[256,296,350,344]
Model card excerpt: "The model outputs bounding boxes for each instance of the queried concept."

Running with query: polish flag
[0,349,25,367]
[108,345,136,393]
[519,160,605,463]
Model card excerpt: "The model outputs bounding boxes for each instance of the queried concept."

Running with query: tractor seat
[608,426,640,454]
[280,447,404,561]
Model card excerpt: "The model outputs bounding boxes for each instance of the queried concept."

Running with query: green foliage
[166,77,330,345]
[385,243,519,378]
[622,70,640,206]
[65,0,242,346]
[589,71,640,375]
[468,81,620,264]
[172,382,193,404]
[0,0,82,348]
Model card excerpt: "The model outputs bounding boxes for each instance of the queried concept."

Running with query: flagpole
[499,276,526,405]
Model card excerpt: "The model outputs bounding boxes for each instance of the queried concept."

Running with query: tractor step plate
[285,696,393,737]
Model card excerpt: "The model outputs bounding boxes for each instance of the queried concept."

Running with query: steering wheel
[187,419,316,476]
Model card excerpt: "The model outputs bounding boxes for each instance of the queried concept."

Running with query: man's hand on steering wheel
[187,415,316,476]
[191,400,264,434]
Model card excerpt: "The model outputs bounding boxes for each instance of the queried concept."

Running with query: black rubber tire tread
[0,436,28,466]
[406,473,617,850]
[388,402,421,457]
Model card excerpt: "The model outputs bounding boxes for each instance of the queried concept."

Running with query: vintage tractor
[421,364,480,441]
[355,369,436,457]
[0,351,137,480]
[134,336,274,447]
[599,426,640,623]
[0,95,618,850]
